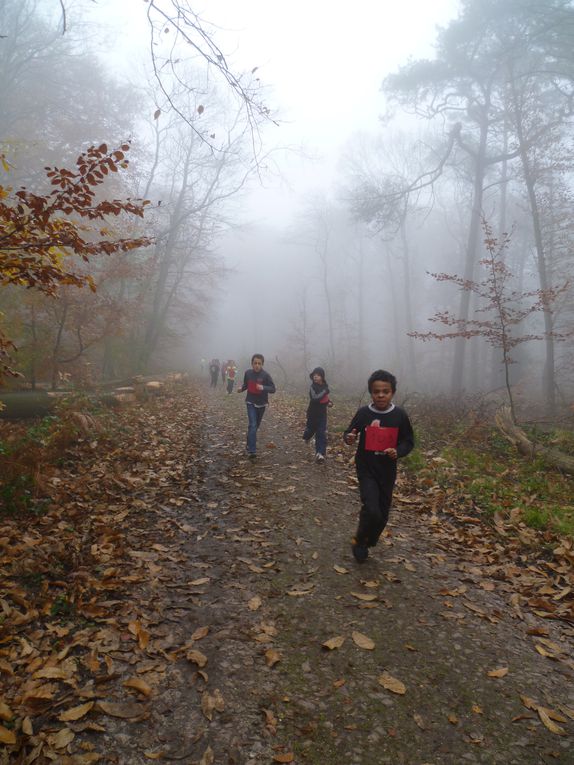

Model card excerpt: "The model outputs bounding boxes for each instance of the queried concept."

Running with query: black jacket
[239,369,276,405]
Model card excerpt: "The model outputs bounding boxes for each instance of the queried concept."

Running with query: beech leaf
[123,677,153,697]
[0,725,16,744]
[378,672,406,695]
[487,667,509,678]
[322,635,345,650]
[538,707,566,735]
[352,631,375,650]
[59,701,95,721]
[187,650,208,668]
[265,649,282,667]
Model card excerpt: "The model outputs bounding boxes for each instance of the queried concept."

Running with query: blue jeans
[247,403,266,454]
[303,407,327,456]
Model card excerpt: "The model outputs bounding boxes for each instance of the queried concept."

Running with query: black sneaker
[248,453,257,460]
[351,538,368,563]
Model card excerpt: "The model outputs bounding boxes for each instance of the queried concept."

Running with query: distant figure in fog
[220,360,227,385]
[302,366,333,464]
[343,369,414,564]
[225,360,237,394]
[237,353,276,459]
[209,358,220,388]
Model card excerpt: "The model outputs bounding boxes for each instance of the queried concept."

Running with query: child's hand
[344,429,358,445]
[327,401,334,408]
[384,448,398,460]
[256,383,264,391]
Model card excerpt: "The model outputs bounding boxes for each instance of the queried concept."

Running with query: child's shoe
[248,453,257,460]
[315,453,325,464]
[351,538,368,563]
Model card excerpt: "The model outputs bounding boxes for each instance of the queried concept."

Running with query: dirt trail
[71,385,574,764]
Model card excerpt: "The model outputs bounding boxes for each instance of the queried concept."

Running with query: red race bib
[247,380,261,394]
[364,426,398,451]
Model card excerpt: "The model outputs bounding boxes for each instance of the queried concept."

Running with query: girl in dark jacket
[303,367,332,463]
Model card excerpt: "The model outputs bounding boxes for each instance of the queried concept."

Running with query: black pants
[226,379,235,394]
[210,372,218,387]
[355,460,396,547]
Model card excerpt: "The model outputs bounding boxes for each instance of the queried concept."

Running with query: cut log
[144,381,163,396]
[495,405,574,475]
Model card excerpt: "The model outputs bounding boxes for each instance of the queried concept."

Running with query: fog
[2,0,573,412]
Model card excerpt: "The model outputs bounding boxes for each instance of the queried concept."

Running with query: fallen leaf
[413,712,426,729]
[263,708,278,733]
[187,650,208,668]
[538,707,566,735]
[448,713,459,725]
[286,587,314,596]
[272,754,294,763]
[352,631,375,650]
[201,689,224,721]
[333,565,348,574]
[144,751,165,760]
[521,695,539,711]
[378,672,406,695]
[59,701,95,722]
[96,701,144,719]
[22,717,33,735]
[350,592,378,602]
[265,649,281,667]
[248,596,262,611]
[0,701,13,722]
[322,636,345,650]
[188,578,210,587]
[123,677,153,697]
[0,725,16,744]
[48,727,74,749]
[191,626,209,640]
[487,667,509,678]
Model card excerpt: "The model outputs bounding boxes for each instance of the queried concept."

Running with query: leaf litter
[0,382,572,763]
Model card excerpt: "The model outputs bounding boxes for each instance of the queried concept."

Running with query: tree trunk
[451,112,489,396]
[495,406,574,474]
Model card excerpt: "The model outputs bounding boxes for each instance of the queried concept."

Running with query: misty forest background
[1,0,574,418]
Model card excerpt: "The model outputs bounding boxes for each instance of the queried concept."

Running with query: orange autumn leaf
[59,701,95,722]
[0,725,16,745]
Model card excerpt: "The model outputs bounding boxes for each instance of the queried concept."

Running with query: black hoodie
[308,367,330,409]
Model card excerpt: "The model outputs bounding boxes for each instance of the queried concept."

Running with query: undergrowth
[0,394,113,516]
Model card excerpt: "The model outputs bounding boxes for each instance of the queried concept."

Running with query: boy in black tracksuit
[344,369,414,563]
[302,366,332,463]
[237,353,276,458]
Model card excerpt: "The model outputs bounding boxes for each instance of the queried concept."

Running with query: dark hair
[251,353,264,364]
[368,369,396,393]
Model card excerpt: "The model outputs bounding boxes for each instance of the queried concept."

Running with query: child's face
[312,373,324,384]
[251,358,263,372]
[370,380,394,410]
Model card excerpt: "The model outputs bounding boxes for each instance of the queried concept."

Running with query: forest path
[8,381,572,765]
[99,382,573,765]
